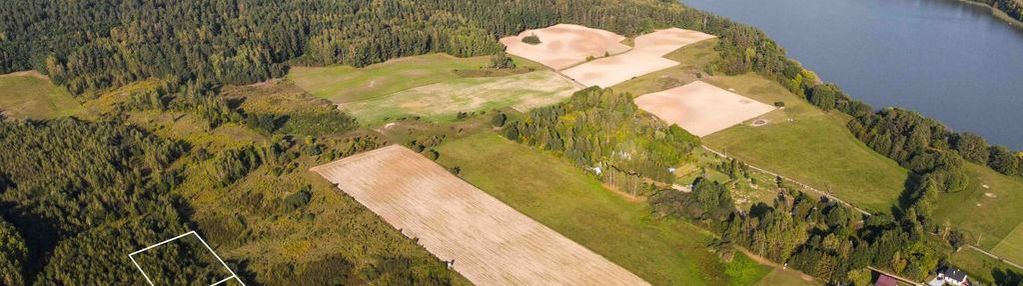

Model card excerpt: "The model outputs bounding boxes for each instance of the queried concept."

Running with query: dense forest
[2,0,1022,284]
[504,87,701,196]
[0,118,210,284]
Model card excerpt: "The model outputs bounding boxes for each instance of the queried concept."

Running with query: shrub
[522,34,541,45]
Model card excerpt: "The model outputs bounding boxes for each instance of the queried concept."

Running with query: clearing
[288,53,574,125]
[435,132,823,286]
[288,53,494,103]
[0,71,83,119]
[310,145,649,286]
[634,80,776,137]
[342,70,579,124]
[561,28,716,88]
[499,24,631,70]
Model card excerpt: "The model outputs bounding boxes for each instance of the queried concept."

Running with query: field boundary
[701,145,871,216]
[310,145,650,285]
[706,145,1023,273]
[128,230,246,286]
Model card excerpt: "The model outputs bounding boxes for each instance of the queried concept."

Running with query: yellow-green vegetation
[753,268,822,286]
[933,163,1023,260]
[614,38,908,212]
[435,131,782,286]
[343,70,578,123]
[613,38,721,96]
[0,72,83,119]
[117,81,469,285]
[289,54,490,102]
[288,53,563,125]
[949,247,1021,285]
[609,38,908,211]
[698,75,909,212]
[289,53,542,103]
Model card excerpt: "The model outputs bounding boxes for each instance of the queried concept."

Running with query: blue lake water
[682,0,1023,149]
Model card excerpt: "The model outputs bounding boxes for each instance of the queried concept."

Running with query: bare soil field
[634,81,776,137]
[562,28,716,88]
[499,24,631,70]
[310,145,649,286]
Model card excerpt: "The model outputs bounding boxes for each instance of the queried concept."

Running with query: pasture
[289,54,492,103]
[434,132,812,286]
[634,81,776,137]
[699,74,909,212]
[310,145,649,286]
[562,28,715,88]
[288,53,573,125]
[932,162,1023,262]
[499,24,630,70]
[0,71,82,119]
[342,70,579,124]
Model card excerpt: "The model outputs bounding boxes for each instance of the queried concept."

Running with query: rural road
[700,145,872,216]
[702,145,1023,273]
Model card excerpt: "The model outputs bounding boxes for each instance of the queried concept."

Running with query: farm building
[928,267,969,286]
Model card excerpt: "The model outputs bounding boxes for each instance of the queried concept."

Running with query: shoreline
[953,0,1023,30]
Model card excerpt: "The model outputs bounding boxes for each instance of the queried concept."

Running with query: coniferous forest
[2,0,1022,285]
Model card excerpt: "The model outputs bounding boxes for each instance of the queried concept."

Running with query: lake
[681,0,1023,149]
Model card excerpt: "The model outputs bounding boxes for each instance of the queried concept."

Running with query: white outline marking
[128,231,246,286]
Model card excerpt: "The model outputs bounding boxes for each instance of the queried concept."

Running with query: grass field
[434,131,807,286]
[342,70,578,123]
[698,75,909,212]
[0,72,83,119]
[613,40,907,212]
[932,162,1023,262]
[289,53,543,103]
[949,247,1023,285]
[311,145,649,285]
[753,268,822,286]
[289,53,565,125]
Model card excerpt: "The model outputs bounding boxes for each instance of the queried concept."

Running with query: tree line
[501,87,701,195]
[651,176,975,284]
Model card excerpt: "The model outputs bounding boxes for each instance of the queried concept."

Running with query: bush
[490,112,507,127]
[773,101,785,108]
[283,186,313,211]
[522,34,541,45]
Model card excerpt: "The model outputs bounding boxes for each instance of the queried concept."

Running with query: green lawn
[949,247,1022,285]
[698,74,909,212]
[0,72,83,119]
[753,268,822,286]
[435,131,782,286]
[343,70,578,124]
[933,162,1023,262]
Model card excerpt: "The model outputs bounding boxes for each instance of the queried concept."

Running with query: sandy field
[310,145,649,286]
[634,81,776,137]
[562,28,716,88]
[500,24,631,70]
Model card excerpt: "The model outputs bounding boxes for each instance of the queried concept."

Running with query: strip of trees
[502,87,701,196]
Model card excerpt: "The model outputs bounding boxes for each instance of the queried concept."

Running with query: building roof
[940,267,968,282]
[875,274,898,286]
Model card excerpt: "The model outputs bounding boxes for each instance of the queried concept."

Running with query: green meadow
[288,53,569,125]
[0,72,83,119]
[434,131,817,286]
